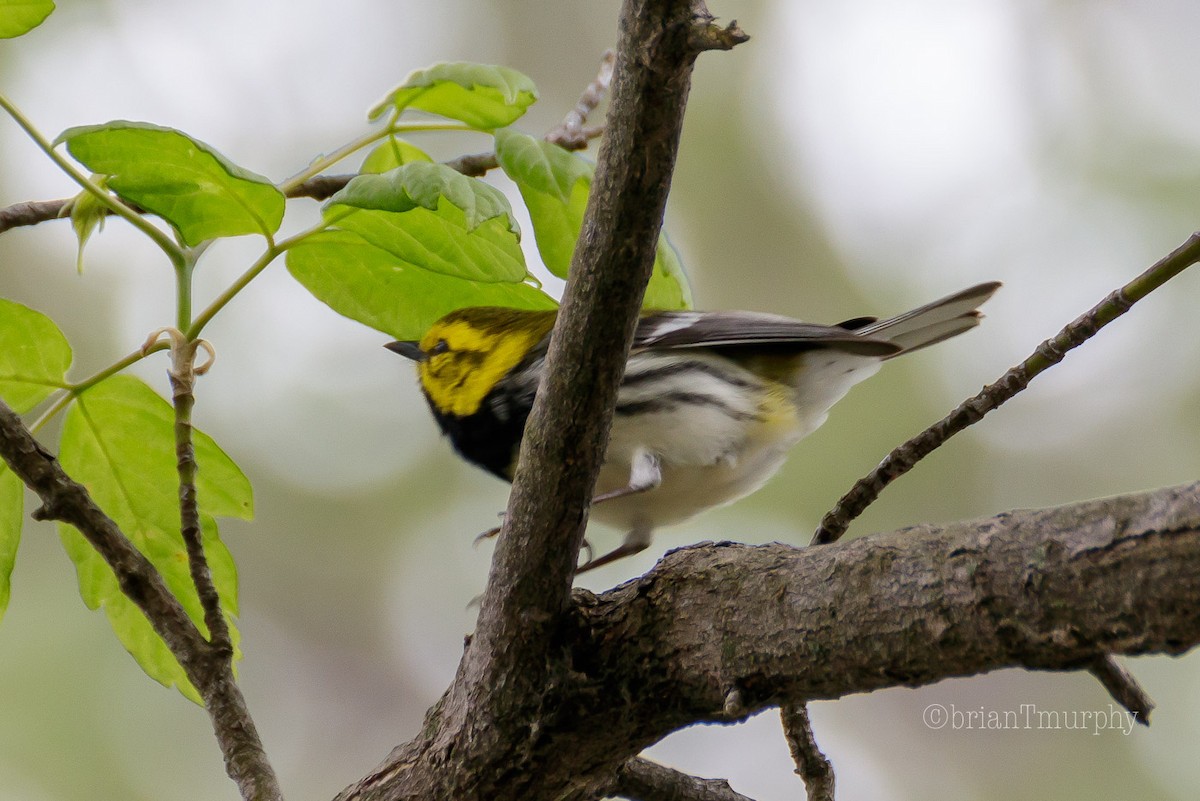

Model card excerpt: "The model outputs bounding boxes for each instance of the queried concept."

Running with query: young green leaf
[361,136,433,173]
[66,176,111,275]
[57,121,285,246]
[287,230,556,340]
[495,129,694,309]
[57,375,252,701]
[0,297,72,414]
[0,467,20,621]
[370,62,538,129]
[323,163,525,283]
[0,0,55,38]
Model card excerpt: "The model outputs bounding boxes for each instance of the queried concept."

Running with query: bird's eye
[429,339,450,356]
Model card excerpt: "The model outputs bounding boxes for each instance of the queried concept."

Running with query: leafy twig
[0,93,186,268]
[0,398,281,801]
[812,230,1200,545]
[781,702,835,801]
[444,50,617,178]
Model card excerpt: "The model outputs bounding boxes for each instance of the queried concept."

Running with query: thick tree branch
[343,480,1198,801]
[570,482,1200,746]
[334,3,743,800]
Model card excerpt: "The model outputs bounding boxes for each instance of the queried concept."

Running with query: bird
[387,281,1000,573]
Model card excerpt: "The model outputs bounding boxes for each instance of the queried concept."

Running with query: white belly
[589,348,882,535]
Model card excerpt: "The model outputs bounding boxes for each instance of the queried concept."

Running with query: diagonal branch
[780,703,835,801]
[813,230,1200,546]
[613,757,757,801]
[0,397,282,801]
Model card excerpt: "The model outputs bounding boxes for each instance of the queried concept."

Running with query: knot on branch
[687,15,750,53]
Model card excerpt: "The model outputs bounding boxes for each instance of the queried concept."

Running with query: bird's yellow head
[386,307,557,418]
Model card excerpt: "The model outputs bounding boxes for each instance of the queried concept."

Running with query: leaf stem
[0,93,187,270]
[277,120,474,196]
[29,341,172,433]
[186,221,326,339]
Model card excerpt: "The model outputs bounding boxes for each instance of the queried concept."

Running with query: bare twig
[613,757,757,801]
[545,50,617,149]
[812,230,1200,545]
[1088,655,1154,725]
[781,703,835,801]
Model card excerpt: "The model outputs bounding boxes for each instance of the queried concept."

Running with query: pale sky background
[1,2,1199,800]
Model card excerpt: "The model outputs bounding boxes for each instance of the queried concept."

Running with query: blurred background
[2,1,1199,799]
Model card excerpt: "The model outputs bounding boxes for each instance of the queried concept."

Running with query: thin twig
[781,702,835,801]
[146,328,231,654]
[1089,654,1154,725]
[812,230,1200,545]
[545,49,616,149]
[613,757,757,801]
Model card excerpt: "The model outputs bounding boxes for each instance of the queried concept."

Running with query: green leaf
[0,0,55,38]
[646,233,694,310]
[331,162,519,234]
[360,136,433,173]
[495,129,694,310]
[57,375,252,701]
[0,298,72,413]
[325,163,525,283]
[57,121,284,246]
[287,230,556,340]
[370,62,538,129]
[0,466,20,622]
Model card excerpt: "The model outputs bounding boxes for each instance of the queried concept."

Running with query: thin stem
[812,230,1200,545]
[177,253,196,331]
[277,120,474,196]
[187,221,327,339]
[29,341,172,433]
[0,93,186,269]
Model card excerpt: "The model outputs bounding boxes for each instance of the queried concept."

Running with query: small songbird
[388,281,1000,572]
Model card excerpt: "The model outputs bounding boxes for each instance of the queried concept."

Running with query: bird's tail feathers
[858,281,1002,357]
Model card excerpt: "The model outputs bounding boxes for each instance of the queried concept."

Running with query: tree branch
[613,757,757,801]
[333,2,743,800]
[780,703,834,801]
[813,230,1200,545]
[0,397,282,801]
[571,482,1200,743]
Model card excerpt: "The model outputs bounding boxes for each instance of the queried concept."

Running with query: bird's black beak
[385,340,426,362]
